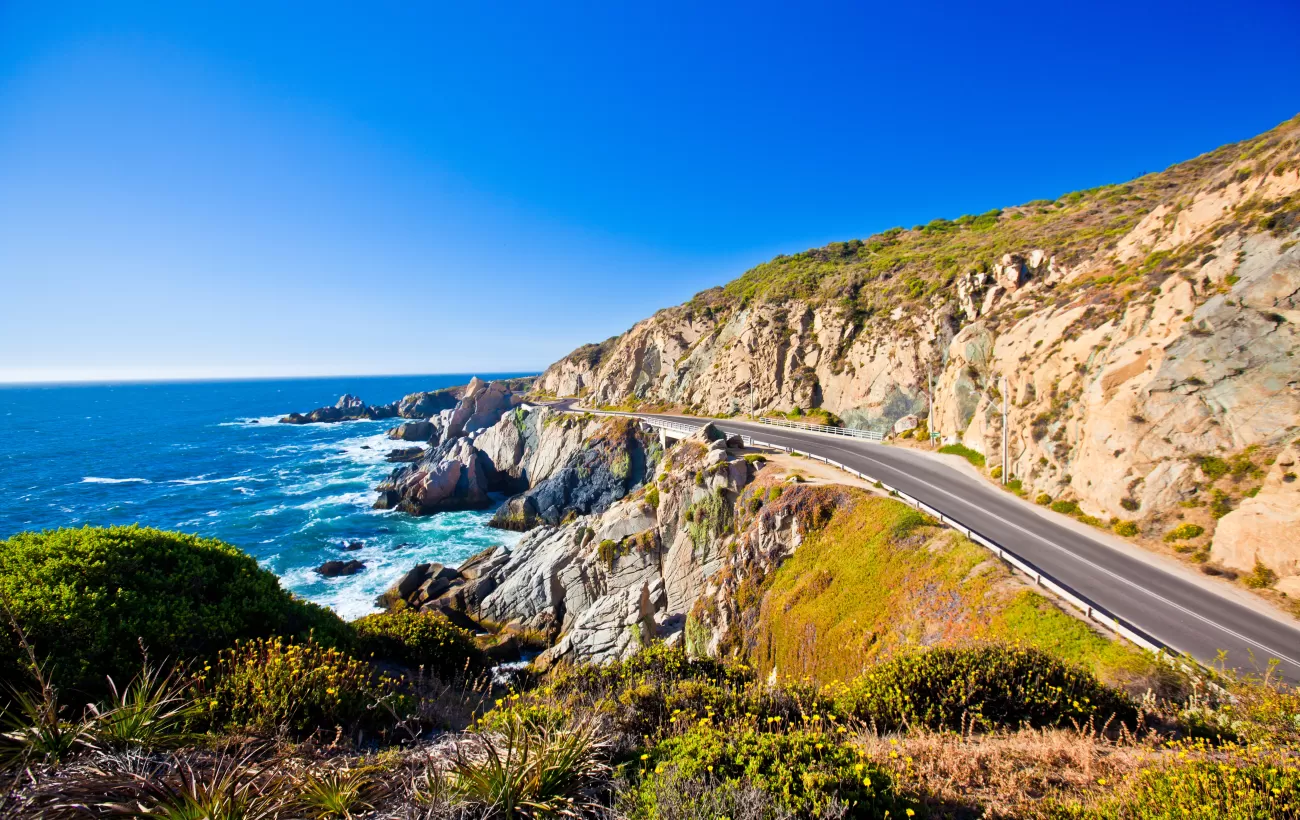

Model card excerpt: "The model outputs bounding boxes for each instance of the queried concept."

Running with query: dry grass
[855,725,1152,818]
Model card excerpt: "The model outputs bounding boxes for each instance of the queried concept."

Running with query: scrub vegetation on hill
[751,495,1165,692]
[0,526,1296,817]
[684,115,1300,325]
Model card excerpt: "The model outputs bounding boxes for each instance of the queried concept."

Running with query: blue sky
[2,1,1297,383]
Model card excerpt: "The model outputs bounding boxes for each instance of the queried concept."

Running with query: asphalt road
[567,404,1300,682]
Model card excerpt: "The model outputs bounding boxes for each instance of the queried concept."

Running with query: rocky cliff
[388,423,1162,690]
[538,115,1300,593]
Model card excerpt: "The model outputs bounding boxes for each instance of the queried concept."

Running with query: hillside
[538,114,1300,595]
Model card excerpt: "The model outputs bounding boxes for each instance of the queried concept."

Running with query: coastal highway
[551,401,1300,682]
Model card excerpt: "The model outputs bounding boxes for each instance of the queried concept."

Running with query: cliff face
[538,116,1300,567]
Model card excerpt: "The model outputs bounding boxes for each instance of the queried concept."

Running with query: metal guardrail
[758,417,885,441]
[631,414,1175,662]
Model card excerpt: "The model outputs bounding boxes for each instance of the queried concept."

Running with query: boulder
[690,422,726,443]
[343,541,364,551]
[1211,445,1300,580]
[387,421,436,442]
[386,447,425,463]
[397,388,461,419]
[893,414,920,434]
[315,559,365,577]
[374,437,493,514]
[726,434,745,449]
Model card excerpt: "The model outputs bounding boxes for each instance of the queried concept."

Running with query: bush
[1051,500,1080,515]
[1196,455,1230,481]
[352,609,485,678]
[832,645,1137,732]
[1108,757,1300,819]
[0,526,346,698]
[1113,520,1139,537]
[194,636,412,739]
[1035,493,1053,506]
[645,485,660,509]
[939,443,986,468]
[1164,523,1205,542]
[634,726,906,819]
[1243,560,1278,589]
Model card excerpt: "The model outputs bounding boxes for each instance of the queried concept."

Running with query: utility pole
[1001,376,1009,484]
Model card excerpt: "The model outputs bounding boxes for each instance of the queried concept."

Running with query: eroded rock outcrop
[488,415,661,530]
[371,379,534,514]
[280,394,400,424]
[1211,445,1300,580]
[374,436,493,514]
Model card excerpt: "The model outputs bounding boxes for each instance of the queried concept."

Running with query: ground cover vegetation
[1,524,1296,817]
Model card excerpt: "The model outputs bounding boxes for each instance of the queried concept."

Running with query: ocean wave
[168,475,263,486]
[296,492,373,511]
[81,476,152,484]
[217,415,290,427]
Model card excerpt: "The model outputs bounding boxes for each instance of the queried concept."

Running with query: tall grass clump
[447,712,613,817]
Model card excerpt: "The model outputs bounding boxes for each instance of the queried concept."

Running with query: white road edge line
[789,433,1300,671]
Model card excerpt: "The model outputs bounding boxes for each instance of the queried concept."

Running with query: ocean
[0,374,529,619]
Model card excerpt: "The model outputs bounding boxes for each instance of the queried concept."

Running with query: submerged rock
[385,447,425,463]
[316,559,366,577]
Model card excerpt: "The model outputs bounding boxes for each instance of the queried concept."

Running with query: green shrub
[0,526,346,698]
[1113,520,1140,537]
[194,636,411,738]
[1104,757,1300,819]
[1209,489,1234,519]
[1164,523,1205,542]
[1051,500,1080,515]
[352,609,485,678]
[1035,493,1053,506]
[939,443,986,468]
[1195,455,1230,481]
[633,726,906,819]
[1243,560,1278,589]
[832,645,1137,731]
[645,485,660,509]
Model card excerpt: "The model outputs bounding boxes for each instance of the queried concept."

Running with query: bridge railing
[757,417,885,441]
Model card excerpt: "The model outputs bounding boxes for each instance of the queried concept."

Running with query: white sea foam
[296,492,372,511]
[217,415,291,427]
[82,476,152,484]
[168,475,263,486]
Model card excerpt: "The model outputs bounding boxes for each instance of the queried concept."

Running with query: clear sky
[2,1,1298,383]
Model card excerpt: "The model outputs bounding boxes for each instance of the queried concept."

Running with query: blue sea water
[0,374,528,619]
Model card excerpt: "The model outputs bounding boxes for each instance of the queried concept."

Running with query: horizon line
[0,370,542,389]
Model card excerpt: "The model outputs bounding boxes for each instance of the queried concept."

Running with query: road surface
[554,402,1300,682]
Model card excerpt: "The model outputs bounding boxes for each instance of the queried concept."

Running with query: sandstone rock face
[1212,445,1300,580]
[537,136,1300,534]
